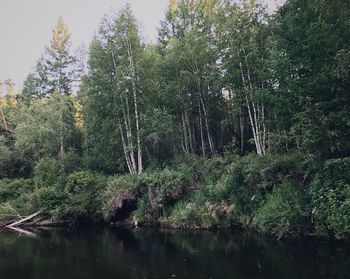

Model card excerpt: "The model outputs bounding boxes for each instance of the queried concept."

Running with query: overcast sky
[0,0,169,89]
[0,0,277,90]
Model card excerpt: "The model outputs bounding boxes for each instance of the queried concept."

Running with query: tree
[45,16,77,96]
[23,16,77,99]
[271,0,350,158]
[214,0,271,155]
[83,6,145,174]
[14,94,75,160]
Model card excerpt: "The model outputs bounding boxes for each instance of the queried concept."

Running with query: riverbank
[1,153,350,240]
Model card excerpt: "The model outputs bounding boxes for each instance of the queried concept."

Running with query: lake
[0,227,349,279]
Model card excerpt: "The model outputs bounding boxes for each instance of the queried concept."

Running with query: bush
[101,173,146,219]
[30,170,107,221]
[240,152,315,192]
[209,152,315,226]
[0,136,11,178]
[0,178,34,202]
[30,186,67,218]
[0,179,35,218]
[132,198,154,222]
[60,150,83,173]
[310,158,350,238]
[64,171,107,220]
[0,136,28,179]
[173,154,234,184]
[144,168,190,205]
[34,157,65,188]
[167,190,234,229]
[102,169,190,220]
[254,183,309,238]
[169,198,213,229]
[33,152,83,189]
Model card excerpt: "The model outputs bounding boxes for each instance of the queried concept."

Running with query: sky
[0,0,278,91]
[0,0,169,90]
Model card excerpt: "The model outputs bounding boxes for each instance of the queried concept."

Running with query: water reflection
[0,227,349,279]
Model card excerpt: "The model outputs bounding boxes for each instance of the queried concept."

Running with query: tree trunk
[198,104,206,156]
[181,112,189,153]
[200,97,215,155]
[126,38,142,174]
[185,111,194,153]
[6,211,41,228]
[239,108,244,152]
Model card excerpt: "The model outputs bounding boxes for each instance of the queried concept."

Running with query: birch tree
[215,0,270,155]
[83,7,144,174]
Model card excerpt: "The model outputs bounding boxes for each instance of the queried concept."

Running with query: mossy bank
[2,153,350,240]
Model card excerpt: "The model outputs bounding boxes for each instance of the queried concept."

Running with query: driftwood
[6,211,41,228]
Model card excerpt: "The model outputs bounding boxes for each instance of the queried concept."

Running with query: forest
[0,0,349,239]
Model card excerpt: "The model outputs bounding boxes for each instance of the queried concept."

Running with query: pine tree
[44,16,76,96]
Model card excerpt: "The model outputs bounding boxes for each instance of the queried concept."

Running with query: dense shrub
[0,179,35,217]
[30,186,67,218]
[168,197,213,229]
[101,174,146,218]
[132,198,154,222]
[210,152,315,226]
[311,158,350,238]
[0,178,34,202]
[31,171,106,221]
[240,152,315,192]
[64,171,107,220]
[167,190,234,229]
[60,150,83,173]
[33,157,65,188]
[254,183,309,238]
[173,154,234,184]
[0,136,29,179]
[144,168,190,204]
[102,169,190,220]
[0,136,11,178]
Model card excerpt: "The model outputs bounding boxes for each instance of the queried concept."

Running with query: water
[0,227,350,279]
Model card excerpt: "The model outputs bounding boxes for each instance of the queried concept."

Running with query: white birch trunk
[200,97,215,155]
[198,104,206,156]
[125,38,142,174]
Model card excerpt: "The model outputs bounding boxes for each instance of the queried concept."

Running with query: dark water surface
[0,227,350,279]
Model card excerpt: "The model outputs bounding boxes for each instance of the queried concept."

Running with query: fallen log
[6,211,41,228]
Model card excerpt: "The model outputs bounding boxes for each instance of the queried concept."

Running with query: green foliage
[31,170,106,221]
[0,179,34,203]
[1,0,349,239]
[63,171,107,220]
[144,168,189,203]
[132,198,153,222]
[0,136,11,168]
[0,136,12,178]
[311,158,350,238]
[0,179,35,217]
[14,94,76,160]
[271,0,350,158]
[60,150,83,173]
[204,153,313,226]
[106,173,146,194]
[254,183,309,238]
[30,186,67,217]
[168,197,213,229]
[33,157,65,188]
[167,189,234,229]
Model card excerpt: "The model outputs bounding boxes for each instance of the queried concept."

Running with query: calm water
[0,227,350,279]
